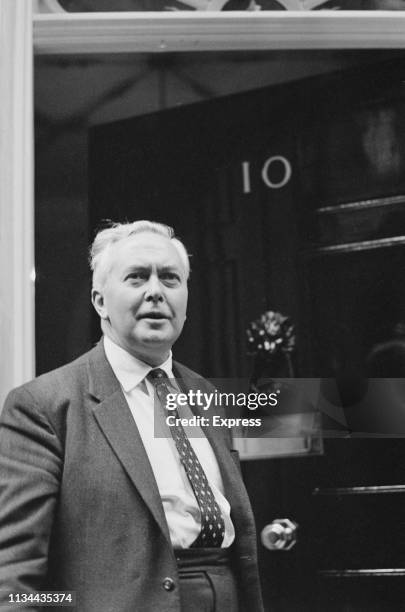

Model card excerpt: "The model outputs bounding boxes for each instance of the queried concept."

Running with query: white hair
[89,220,190,289]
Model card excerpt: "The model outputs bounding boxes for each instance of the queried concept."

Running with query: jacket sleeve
[0,386,63,610]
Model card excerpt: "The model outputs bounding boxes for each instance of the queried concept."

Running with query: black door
[89,56,405,610]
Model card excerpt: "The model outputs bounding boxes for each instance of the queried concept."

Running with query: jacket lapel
[84,344,250,547]
[86,342,171,544]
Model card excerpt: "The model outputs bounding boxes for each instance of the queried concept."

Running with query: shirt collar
[103,335,174,393]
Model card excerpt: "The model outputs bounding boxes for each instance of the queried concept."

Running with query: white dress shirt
[103,335,235,549]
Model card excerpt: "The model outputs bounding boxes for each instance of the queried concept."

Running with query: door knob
[261,518,298,551]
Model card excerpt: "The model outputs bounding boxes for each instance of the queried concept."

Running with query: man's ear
[91,288,108,320]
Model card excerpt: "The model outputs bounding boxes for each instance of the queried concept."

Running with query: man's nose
[144,275,164,302]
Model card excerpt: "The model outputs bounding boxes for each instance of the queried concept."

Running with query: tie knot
[148,368,168,381]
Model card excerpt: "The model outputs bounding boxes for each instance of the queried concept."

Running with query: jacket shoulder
[173,361,205,379]
[172,361,215,387]
[3,344,100,409]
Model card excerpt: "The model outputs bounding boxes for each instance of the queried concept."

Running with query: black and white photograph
[3,2,405,610]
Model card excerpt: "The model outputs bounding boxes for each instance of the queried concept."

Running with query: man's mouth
[138,312,169,320]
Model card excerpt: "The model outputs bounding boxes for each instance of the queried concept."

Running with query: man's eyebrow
[122,264,182,275]
[159,265,182,272]
[122,265,150,274]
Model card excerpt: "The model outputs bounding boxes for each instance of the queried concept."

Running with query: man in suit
[0,220,264,611]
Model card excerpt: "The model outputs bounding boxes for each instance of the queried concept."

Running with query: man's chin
[141,334,168,345]
[131,334,175,365]
[136,332,176,351]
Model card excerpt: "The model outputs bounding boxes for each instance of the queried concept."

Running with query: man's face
[92,232,188,365]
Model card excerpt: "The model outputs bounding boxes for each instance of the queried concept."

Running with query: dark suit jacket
[0,341,264,612]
